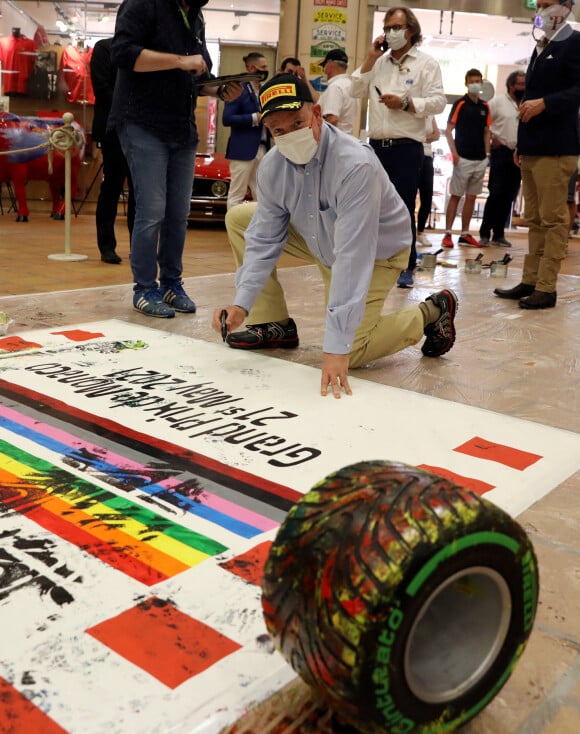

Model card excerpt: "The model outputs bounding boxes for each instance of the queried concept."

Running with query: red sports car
[189,151,231,222]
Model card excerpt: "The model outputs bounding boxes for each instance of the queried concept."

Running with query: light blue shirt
[234,123,412,354]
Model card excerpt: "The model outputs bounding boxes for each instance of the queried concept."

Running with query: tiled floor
[0,208,579,734]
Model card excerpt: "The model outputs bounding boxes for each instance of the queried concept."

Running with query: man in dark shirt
[494,0,580,309]
[90,37,134,264]
[109,0,241,317]
[442,69,491,248]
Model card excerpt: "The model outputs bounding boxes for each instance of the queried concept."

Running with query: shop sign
[312,23,347,42]
[310,41,343,58]
[312,8,347,24]
[314,0,348,6]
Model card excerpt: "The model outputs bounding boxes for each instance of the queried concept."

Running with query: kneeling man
[213,74,458,398]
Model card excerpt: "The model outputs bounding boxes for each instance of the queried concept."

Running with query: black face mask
[513,89,525,101]
[257,70,269,82]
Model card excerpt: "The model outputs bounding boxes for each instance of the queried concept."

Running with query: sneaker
[479,236,490,246]
[421,289,458,358]
[133,287,175,318]
[491,237,512,247]
[416,232,430,246]
[227,318,299,350]
[442,233,454,248]
[458,234,485,247]
[397,269,414,288]
[160,281,197,313]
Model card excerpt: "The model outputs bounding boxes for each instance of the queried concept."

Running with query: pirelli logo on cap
[260,82,297,107]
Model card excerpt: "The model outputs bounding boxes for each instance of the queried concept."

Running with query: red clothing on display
[0,33,38,94]
[60,45,95,105]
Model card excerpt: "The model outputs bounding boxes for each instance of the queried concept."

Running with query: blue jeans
[118,122,197,290]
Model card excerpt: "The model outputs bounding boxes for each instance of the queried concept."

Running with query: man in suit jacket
[223,52,269,209]
[494,0,580,309]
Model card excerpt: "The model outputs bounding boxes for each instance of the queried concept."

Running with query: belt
[370,137,419,148]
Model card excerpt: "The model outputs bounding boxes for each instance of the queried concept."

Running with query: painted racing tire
[262,461,539,734]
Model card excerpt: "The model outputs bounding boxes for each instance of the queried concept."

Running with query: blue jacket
[110,0,213,146]
[517,26,580,156]
[222,82,265,161]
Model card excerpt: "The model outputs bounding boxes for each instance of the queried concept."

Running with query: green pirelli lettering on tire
[406,532,520,598]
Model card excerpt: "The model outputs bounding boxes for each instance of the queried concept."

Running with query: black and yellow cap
[259,73,314,121]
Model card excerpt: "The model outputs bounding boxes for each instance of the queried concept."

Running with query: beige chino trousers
[521,155,577,292]
[226,203,425,368]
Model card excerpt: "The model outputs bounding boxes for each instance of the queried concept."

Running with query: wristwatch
[401,96,409,111]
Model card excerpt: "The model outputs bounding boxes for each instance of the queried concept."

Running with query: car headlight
[211,180,228,197]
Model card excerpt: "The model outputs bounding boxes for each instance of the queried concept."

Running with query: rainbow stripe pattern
[0,396,298,586]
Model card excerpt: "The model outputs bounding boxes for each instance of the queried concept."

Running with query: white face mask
[274,125,318,165]
[468,83,483,95]
[534,5,571,38]
[385,28,407,51]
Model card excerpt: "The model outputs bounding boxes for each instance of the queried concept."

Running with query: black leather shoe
[227,318,299,350]
[101,252,122,264]
[493,283,535,300]
[519,290,557,309]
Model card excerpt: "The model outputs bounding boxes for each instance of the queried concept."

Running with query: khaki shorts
[450,157,488,197]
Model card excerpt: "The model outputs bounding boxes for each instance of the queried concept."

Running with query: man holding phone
[350,6,446,288]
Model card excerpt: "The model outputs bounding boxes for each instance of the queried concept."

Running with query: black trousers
[370,139,423,271]
[479,145,521,240]
[96,135,135,255]
[417,154,434,233]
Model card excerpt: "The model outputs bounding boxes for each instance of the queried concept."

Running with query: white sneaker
[416,232,430,246]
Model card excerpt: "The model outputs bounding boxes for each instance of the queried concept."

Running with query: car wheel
[262,460,538,733]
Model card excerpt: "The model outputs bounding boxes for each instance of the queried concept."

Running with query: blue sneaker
[397,269,414,288]
[133,287,175,318]
[161,280,197,313]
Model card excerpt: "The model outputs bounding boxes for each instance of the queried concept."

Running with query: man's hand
[378,93,406,110]
[220,81,243,101]
[294,66,308,82]
[519,98,546,123]
[320,353,352,399]
[370,35,386,59]
[212,305,246,338]
[203,81,243,101]
[178,54,207,75]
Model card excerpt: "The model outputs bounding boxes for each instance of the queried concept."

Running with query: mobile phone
[380,38,389,52]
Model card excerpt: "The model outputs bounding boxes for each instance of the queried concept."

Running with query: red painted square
[50,329,104,342]
[418,465,495,496]
[219,541,272,586]
[454,436,542,471]
[86,596,241,689]
[0,676,67,733]
[0,336,42,352]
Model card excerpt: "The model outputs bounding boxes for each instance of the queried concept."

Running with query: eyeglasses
[383,25,408,32]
